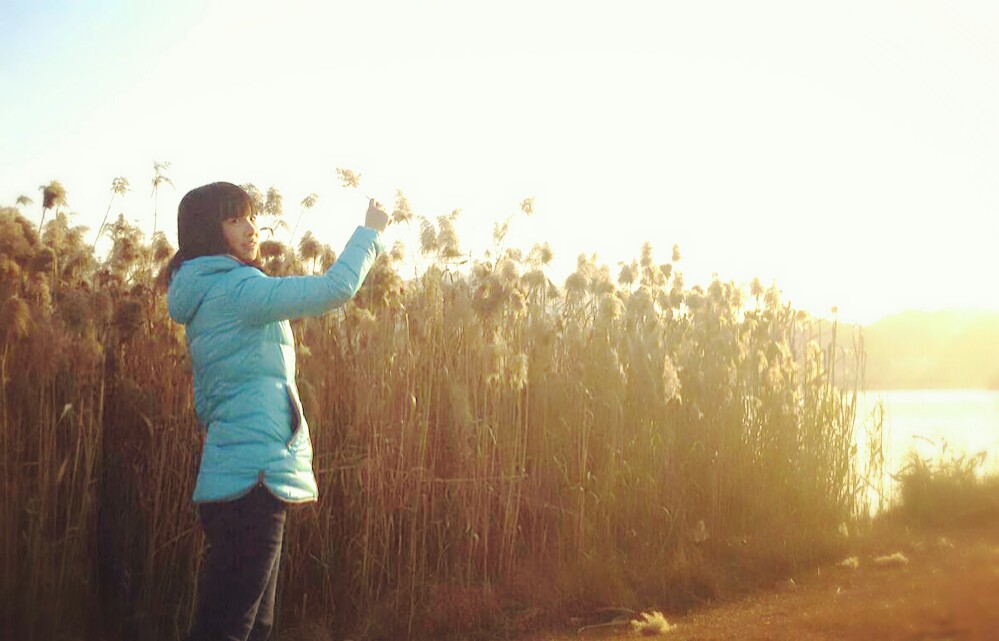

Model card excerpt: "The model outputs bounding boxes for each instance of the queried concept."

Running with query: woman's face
[221,212,259,262]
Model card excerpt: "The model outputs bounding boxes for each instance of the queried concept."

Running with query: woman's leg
[246,535,282,641]
[186,485,287,641]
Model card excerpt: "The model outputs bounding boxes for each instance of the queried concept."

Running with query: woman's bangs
[218,187,256,221]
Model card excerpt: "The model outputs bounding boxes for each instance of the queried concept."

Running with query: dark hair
[166,182,256,282]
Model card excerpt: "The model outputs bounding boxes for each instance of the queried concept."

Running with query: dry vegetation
[0,182,881,641]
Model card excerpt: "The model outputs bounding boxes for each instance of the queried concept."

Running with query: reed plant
[894,440,999,526]
[1,187,879,640]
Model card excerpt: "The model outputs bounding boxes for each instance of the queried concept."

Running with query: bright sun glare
[1,0,997,325]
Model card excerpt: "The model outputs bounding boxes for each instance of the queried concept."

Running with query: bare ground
[521,521,999,641]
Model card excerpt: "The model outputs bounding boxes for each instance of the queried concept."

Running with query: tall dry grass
[1,192,880,640]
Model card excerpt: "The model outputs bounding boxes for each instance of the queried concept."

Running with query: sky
[1,0,997,324]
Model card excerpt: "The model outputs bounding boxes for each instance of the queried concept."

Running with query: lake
[855,389,999,508]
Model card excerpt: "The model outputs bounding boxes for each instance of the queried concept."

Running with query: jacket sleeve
[229,226,383,325]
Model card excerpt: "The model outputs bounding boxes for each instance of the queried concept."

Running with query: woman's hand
[364,199,390,232]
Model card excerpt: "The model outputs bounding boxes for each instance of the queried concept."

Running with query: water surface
[855,389,999,507]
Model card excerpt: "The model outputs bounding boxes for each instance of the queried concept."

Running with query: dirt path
[533,524,999,641]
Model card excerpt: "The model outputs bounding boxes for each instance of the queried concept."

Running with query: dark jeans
[186,484,288,641]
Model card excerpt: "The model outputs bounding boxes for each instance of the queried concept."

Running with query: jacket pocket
[285,383,304,448]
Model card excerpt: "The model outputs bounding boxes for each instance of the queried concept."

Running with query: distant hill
[860,310,999,390]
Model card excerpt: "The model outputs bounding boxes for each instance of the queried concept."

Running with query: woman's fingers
[364,199,390,232]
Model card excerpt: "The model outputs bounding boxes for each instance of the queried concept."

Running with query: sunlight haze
[2,0,996,324]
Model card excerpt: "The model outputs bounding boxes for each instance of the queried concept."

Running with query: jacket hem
[191,479,319,505]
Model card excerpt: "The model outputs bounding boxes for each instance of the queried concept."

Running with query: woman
[166,182,388,641]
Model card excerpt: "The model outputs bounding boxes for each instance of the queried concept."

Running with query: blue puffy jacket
[167,226,383,503]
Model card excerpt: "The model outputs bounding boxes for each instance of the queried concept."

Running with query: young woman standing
[166,182,388,641]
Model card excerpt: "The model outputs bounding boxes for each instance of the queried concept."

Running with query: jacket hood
[167,255,244,324]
